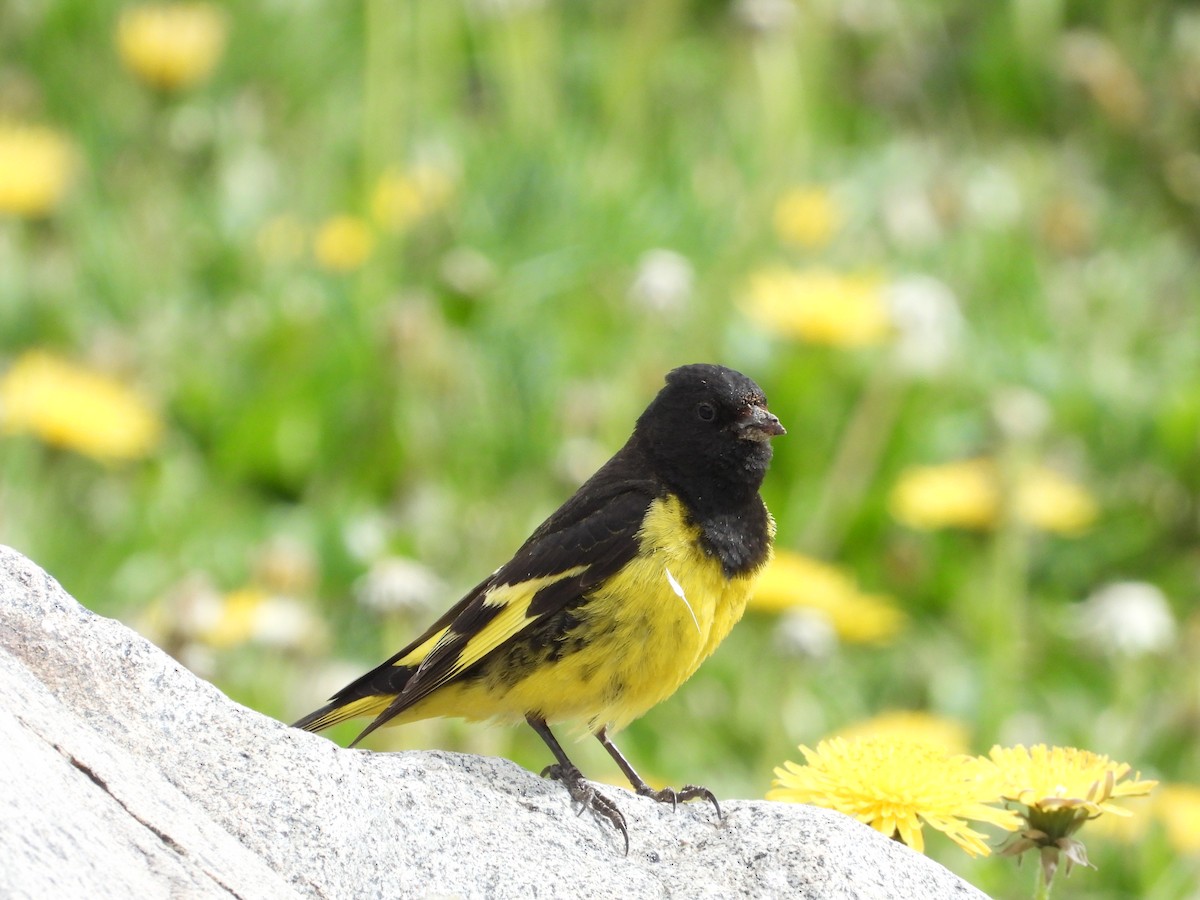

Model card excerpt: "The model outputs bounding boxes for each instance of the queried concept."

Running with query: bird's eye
[697,402,716,422]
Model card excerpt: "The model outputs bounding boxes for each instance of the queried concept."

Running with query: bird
[294,363,785,851]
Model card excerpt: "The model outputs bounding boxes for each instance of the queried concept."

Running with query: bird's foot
[636,783,722,819]
[542,763,629,854]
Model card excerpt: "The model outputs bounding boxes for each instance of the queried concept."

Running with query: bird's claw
[543,763,630,855]
[636,782,722,819]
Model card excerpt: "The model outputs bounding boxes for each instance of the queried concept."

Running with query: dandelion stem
[795,360,905,557]
[1033,859,1054,900]
[977,441,1034,738]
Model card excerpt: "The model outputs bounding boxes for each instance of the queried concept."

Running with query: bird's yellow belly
[395,495,767,733]
[539,541,756,731]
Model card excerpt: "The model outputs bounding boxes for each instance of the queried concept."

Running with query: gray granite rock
[0,545,989,899]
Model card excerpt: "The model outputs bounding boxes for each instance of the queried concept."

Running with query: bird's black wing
[298,446,661,740]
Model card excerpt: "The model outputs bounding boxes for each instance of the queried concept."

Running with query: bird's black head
[635,363,785,509]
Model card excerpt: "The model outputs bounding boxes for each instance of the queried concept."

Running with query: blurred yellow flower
[117,3,228,92]
[890,458,996,530]
[742,267,891,347]
[0,125,76,218]
[199,586,262,649]
[371,163,455,233]
[1086,792,1154,844]
[313,215,375,272]
[750,550,906,644]
[0,351,162,461]
[832,710,971,755]
[988,744,1157,883]
[769,737,1019,857]
[889,457,1097,535]
[1018,465,1099,534]
[773,186,842,249]
[202,587,327,651]
[1156,784,1200,855]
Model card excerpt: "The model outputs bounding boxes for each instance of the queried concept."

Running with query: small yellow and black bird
[294,363,785,849]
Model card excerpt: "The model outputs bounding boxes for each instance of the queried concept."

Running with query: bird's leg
[594,727,722,819]
[526,715,629,854]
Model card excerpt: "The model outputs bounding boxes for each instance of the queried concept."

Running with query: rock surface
[0,545,989,899]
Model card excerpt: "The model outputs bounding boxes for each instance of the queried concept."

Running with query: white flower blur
[1075,581,1176,657]
[248,593,328,650]
[962,163,1023,231]
[881,185,944,249]
[354,556,445,615]
[990,387,1052,442]
[440,246,497,296]
[732,0,797,32]
[628,249,694,315]
[774,608,838,661]
[885,275,963,376]
[342,512,391,563]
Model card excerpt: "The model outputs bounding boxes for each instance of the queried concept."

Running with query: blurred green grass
[3,1,1200,895]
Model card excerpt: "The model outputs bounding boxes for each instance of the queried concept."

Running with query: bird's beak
[735,404,786,442]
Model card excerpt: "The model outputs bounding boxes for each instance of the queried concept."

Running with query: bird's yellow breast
[393,494,771,733]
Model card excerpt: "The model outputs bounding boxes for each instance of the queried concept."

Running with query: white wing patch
[665,566,700,634]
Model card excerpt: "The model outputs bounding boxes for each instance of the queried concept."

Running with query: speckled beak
[735,404,786,442]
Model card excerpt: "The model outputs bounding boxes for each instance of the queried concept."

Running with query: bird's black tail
[292,656,419,735]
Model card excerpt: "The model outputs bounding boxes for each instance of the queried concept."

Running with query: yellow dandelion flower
[0,351,162,461]
[750,550,906,644]
[773,186,842,249]
[768,737,1019,857]
[0,124,76,218]
[201,586,264,649]
[1017,465,1098,535]
[889,458,997,531]
[987,744,1157,884]
[370,173,422,233]
[742,267,891,347]
[117,3,228,92]
[313,215,375,272]
[889,457,1097,535]
[1156,784,1200,855]
[989,744,1157,818]
[370,163,455,233]
[202,587,327,651]
[832,710,971,756]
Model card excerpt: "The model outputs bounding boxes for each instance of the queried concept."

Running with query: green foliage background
[3,1,1199,896]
